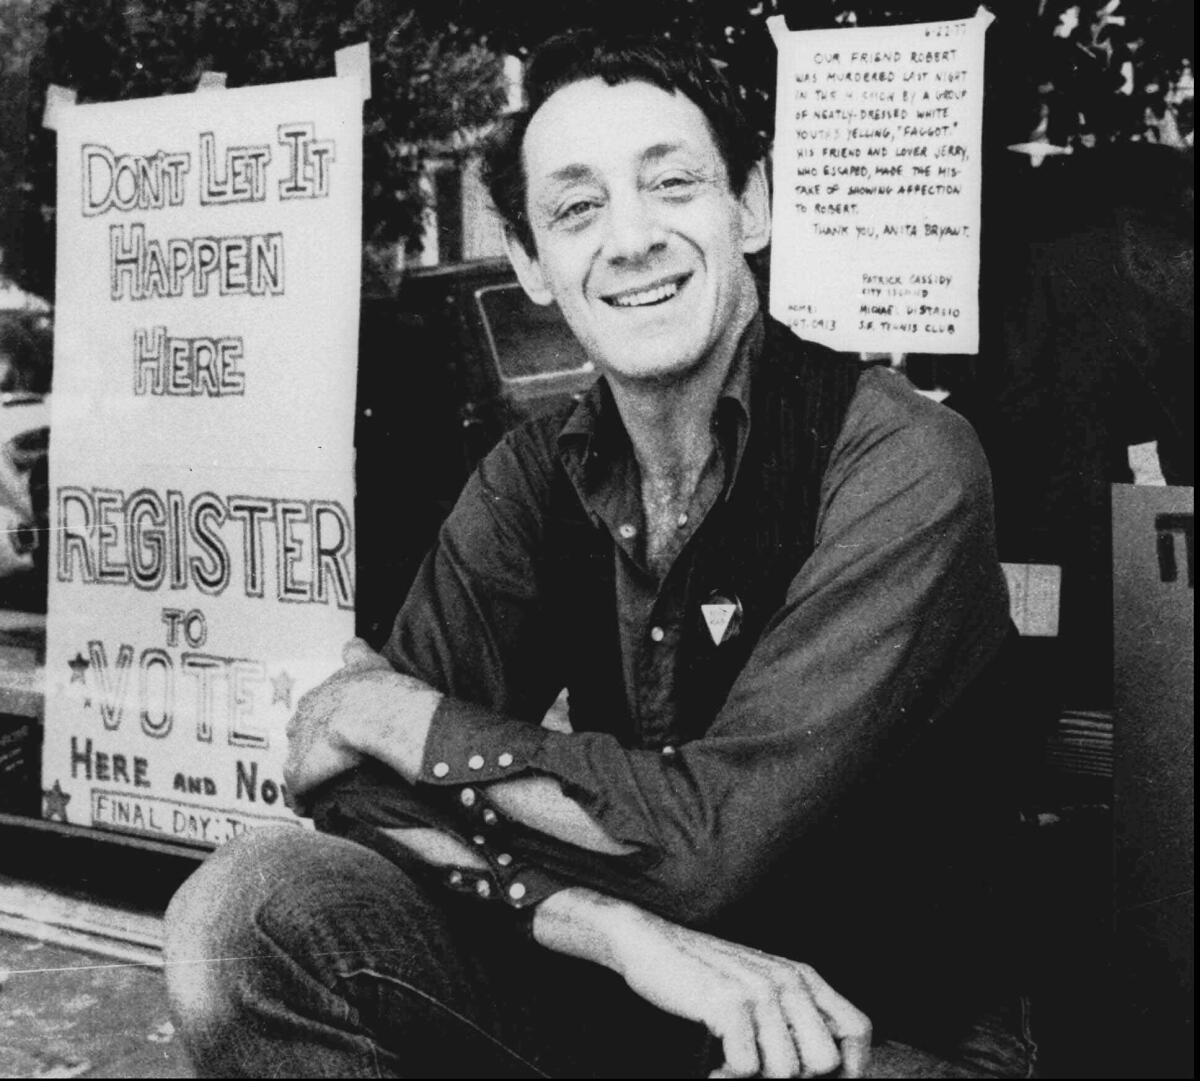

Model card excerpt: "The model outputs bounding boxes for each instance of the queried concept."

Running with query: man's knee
[165,827,295,1031]
[164,826,399,1042]
[163,826,529,1076]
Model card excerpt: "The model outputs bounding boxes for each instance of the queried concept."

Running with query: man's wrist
[531,887,640,971]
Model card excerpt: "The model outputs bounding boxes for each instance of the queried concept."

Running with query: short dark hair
[483,29,766,255]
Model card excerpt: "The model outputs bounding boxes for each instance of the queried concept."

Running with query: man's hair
[483,29,766,255]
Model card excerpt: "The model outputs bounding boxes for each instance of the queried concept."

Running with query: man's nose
[603,190,666,263]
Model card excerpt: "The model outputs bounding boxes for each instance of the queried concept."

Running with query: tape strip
[334,42,371,101]
[42,84,77,131]
[196,71,228,92]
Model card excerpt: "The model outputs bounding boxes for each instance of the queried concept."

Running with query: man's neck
[608,286,759,486]
[604,278,759,577]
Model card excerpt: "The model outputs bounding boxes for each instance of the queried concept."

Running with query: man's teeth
[609,280,681,308]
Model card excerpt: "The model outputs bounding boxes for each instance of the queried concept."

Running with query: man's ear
[503,229,554,307]
[738,160,772,255]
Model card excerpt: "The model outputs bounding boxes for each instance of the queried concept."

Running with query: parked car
[0,392,49,582]
[0,306,53,605]
[376,258,594,453]
[0,305,53,395]
[354,258,597,643]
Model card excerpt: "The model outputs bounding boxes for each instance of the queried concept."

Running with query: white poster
[42,75,363,846]
[768,10,991,354]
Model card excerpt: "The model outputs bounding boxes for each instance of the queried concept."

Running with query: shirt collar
[559,309,761,500]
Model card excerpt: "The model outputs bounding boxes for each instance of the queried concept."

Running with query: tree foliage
[4,0,507,297]
[1,0,1191,300]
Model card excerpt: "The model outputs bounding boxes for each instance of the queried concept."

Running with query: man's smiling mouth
[602,273,692,308]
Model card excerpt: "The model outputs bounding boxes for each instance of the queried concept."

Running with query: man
[165,29,1029,1079]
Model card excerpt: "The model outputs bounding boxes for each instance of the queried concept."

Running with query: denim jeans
[164,827,1037,1078]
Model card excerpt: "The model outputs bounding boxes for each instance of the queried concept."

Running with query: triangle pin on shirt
[701,595,742,646]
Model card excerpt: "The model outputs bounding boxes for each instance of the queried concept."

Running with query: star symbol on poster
[271,669,295,709]
[68,652,89,683]
[42,780,71,823]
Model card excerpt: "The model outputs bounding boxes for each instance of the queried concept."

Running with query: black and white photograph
[0,0,1192,1077]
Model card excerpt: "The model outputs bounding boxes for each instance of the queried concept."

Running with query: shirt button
[460,788,476,808]
[497,853,513,867]
[468,754,485,770]
[508,882,527,901]
[497,752,514,768]
[650,626,666,643]
[677,512,689,528]
[475,879,492,899]
[618,523,637,540]
[432,762,450,778]
[482,809,498,826]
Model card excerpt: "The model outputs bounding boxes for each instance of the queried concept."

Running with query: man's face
[507,78,769,386]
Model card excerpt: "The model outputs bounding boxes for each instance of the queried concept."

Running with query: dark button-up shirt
[556,313,753,748]
[368,314,1013,957]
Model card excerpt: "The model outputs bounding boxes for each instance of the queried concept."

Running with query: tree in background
[1,0,508,298]
[425,0,1191,154]
[1,0,1191,301]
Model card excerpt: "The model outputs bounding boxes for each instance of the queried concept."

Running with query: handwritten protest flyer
[41,75,363,846]
[768,10,991,353]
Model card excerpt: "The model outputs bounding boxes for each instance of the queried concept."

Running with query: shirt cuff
[445,782,568,910]
[309,762,570,913]
[419,695,551,786]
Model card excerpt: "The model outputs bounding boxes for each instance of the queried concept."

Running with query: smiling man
[165,29,1031,1079]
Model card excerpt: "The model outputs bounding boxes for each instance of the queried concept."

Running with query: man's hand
[283,638,439,812]
[535,890,870,1079]
[613,910,871,1079]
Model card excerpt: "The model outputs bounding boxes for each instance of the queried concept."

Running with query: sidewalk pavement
[0,870,194,1080]
[0,930,193,1079]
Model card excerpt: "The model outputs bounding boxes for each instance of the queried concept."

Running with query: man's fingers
[776,975,841,1077]
[282,781,310,816]
[342,637,390,671]
[710,992,761,1078]
[837,1037,870,1079]
[796,964,872,1079]
[749,991,803,1078]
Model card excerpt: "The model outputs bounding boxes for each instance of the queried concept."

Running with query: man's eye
[556,199,600,223]
[655,174,699,193]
